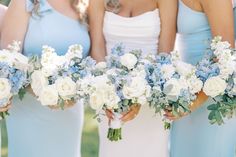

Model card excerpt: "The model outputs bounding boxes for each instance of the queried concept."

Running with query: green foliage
[0,0,10,6]
[208,96,236,125]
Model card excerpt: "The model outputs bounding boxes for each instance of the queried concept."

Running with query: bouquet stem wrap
[107,113,123,141]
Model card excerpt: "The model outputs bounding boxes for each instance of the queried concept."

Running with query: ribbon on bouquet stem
[0,119,8,157]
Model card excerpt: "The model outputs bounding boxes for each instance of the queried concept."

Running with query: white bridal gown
[99,9,170,157]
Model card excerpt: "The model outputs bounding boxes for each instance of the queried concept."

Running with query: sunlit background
[0,1,99,157]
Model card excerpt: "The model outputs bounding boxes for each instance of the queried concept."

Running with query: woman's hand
[48,100,76,110]
[105,104,141,123]
[165,91,208,121]
[121,104,141,123]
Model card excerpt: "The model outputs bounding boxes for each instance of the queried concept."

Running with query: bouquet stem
[107,128,122,141]
[107,113,122,141]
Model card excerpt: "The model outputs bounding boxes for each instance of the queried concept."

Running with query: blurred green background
[0,1,99,157]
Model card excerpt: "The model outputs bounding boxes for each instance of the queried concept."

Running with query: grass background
[0,1,99,157]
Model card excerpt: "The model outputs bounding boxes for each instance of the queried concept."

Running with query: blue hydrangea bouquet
[29,44,95,109]
[0,41,29,119]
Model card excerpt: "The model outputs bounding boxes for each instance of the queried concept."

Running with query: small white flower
[11,52,29,72]
[0,78,12,100]
[203,76,227,97]
[38,85,59,106]
[66,44,83,60]
[55,77,77,100]
[218,62,234,79]
[120,53,138,70]
[41,46,58,67]
[171,50,181,62]
[95,62,107,69]
[31,70,48,96]
[0,50,14,66]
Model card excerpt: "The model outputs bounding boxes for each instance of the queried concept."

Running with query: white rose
[66,44,83,60]
[89,91,106,110]
[31,70,48,96]
[120,53,138,70]
[90,80,119,110]
[0,78,12,100]
[203,76,227,97]
[123,76,149,104]
[163,78,182,99]
[55,77,77,100]
[38,85,59,106]
[161,64,175,79]
[175,61,195,77]
[187,76,203,94]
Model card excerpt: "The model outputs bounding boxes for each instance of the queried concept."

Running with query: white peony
[55,77,77,100]
[161,64,175,79]
[38,85,59,106]
[163,78,182,99]
[66,44,83,60]
[31,70,48,96]
[0,78,12,100]
[175,61,195,77]
[120,53,138,70]
[203,76,227,97]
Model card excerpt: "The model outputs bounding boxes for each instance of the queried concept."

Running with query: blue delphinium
[196,53,220,82]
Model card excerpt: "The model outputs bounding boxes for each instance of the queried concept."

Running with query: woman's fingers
[105,109,114,120]
[121,104,141,123]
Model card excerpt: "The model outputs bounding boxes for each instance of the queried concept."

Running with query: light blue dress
[171,1,236,157]
[6,0,90,157]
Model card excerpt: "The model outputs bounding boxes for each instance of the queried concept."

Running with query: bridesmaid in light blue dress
[171,1,236,157]
[0,0,90,157]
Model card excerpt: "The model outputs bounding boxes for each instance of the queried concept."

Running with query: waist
[176,31,212,65]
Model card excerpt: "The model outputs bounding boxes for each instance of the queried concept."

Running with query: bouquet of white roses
[0,41,29,119]
[29,44,95,109]
[196,36,236,125]
[78,44,151,141]
[145,51,203,129]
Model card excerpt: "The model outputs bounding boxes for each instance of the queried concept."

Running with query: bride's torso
[103,9,161,54]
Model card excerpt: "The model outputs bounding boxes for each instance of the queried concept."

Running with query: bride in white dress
[89,0,177,156]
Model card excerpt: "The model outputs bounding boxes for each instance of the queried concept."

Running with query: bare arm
[157,0,177,53]
[88,0,106,62]
[0,4,7,33]
[201,0,235,47]
[1,0,30,49]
